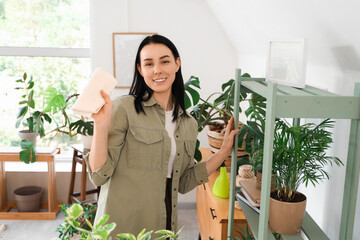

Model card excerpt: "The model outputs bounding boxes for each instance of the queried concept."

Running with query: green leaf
[19,140,36,164]
[137,228,146,239]
[94,214,109,229]
[17,106,28,119]
[116,233,136,240]
[184,76,201,109]
[29,99,35,109]
[23,72,27,80]
[15,117,22,128]
[70,120,94,136]
[154,230,173,235]
[139,231,153,240]
[66,203,83,219]
[103,222,116,232]
[27,81,34,89]
[43,87,67,114]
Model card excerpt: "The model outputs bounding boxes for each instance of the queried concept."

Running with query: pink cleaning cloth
[72,68,117,117]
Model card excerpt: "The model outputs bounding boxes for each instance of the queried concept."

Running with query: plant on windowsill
[15,72,94,163]
[15,72,66,163]
[268,118,343,235]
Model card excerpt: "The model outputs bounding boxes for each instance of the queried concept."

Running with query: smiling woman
[85,34,238,238]
[137,43,181,111]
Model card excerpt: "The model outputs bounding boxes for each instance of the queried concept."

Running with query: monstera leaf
[184,76,200,109]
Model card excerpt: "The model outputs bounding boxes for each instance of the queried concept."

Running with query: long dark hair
[129,34,187,122]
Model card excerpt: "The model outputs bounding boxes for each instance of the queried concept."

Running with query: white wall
[90,0,238,203]
[206,0,360,239]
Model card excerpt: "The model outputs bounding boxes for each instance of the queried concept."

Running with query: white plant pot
[18,130,37,147]
[81,135,93,150]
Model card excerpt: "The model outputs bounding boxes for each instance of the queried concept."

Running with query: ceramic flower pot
[269,190,307,235]
[18,129,37,147]
[81,135,93,150]
[13,186,44,212]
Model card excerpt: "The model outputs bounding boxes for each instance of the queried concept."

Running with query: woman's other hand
[92,89,113,130]
[219,116,239,157]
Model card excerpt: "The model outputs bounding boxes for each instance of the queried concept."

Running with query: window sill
[4,154,83,173]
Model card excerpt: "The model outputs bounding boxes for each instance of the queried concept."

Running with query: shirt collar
[143,95,185,117]
[143,95,158,107]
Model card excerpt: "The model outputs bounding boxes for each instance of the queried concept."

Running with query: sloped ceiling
[205,0,360,68]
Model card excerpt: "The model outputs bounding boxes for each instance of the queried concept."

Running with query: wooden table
[0,147,60,220]
[197,148,248,240]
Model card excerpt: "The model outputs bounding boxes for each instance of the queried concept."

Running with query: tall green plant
[272,118,343,201]
[15,73,66,163]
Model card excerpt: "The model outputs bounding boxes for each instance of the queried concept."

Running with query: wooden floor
[0,203,199,240]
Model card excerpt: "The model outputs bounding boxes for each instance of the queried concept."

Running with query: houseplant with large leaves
[184,74,252,164]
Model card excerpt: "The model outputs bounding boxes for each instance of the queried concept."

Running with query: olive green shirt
[84,95,209,238]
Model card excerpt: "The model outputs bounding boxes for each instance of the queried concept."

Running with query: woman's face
[137,43,181,96]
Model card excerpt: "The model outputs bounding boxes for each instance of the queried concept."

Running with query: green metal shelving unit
[227,69,360,240]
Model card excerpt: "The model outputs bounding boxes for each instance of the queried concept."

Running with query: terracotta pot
[18,130,37,147]
[13,186,44,212]
[269,190,307,235]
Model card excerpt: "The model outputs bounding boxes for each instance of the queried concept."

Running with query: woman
[86,34,238,237]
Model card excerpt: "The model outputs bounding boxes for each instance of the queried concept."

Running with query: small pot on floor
[13,186,44,212]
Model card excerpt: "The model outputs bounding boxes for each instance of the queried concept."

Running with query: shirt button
[175,170,178,173]
[176,135,179,138]
[174,188,176,191]
[104,174,107,177]
[177,153,180,156]
[173,205,176,208]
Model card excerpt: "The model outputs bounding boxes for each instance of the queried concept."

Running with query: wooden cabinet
[197,148,247,240]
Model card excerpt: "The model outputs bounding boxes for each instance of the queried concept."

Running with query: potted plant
[269,118,343,235]
[184,74,253,165]
[15,72,68,163]
[55,203,183,240]
[49,91,94,149]
[69,118,94,150]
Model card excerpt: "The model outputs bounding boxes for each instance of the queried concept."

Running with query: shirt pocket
[128,127,164,170]
[184,140,196,158]
[181,140,196,171]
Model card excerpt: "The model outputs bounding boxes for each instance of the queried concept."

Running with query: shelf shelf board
[237,196,329,240]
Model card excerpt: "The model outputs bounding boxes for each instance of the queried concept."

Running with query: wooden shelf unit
[0,147,61,220]
[226,69,360,240]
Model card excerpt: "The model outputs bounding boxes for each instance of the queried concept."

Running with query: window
[0,0,91,158]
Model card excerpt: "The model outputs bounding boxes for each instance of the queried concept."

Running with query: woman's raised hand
[220,116,239,157]
[91,89,113,130]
